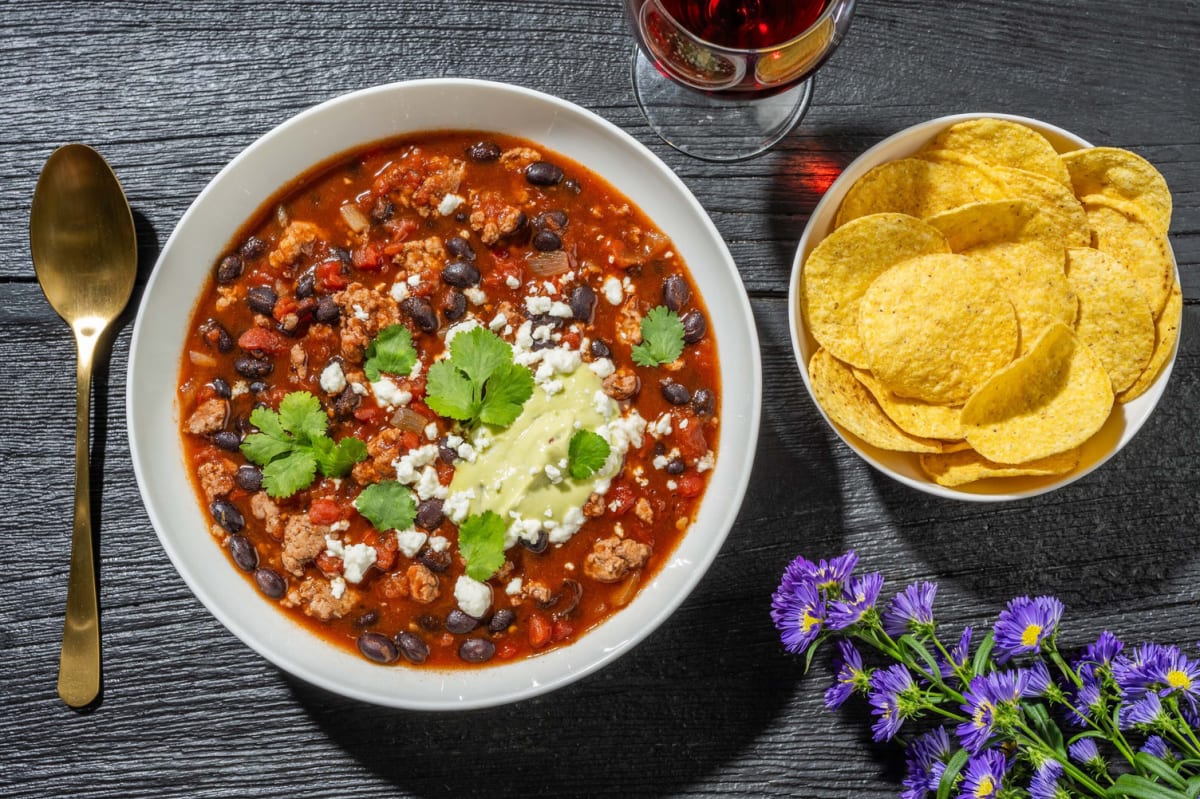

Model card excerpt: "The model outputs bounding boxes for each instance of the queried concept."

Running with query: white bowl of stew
[787,113,1180,501]
[128,79,760,708]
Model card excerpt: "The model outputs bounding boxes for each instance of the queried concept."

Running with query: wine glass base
[631,48,813,162]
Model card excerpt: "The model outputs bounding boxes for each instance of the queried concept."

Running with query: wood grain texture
[1,1,1198,796]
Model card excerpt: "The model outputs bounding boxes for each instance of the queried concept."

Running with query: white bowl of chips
[788,113,1181,500]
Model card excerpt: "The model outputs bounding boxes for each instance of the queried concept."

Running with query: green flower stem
[1016,725,1108,797]
[1167,696,1200,758]
[923,702,968,724]
[857,627,968,705]
[1046,641,1084,690]
[929,634,972,687]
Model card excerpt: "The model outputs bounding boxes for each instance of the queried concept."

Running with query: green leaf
[261,450,317,499]
[971,630,995,676]
[1136,754,1188,790]
[1108,774,1192,799]
[451,326,510,384]
[899,634,942,680]
[630,306,685,367]
[936,748,969,799]
[354,481,417,532]
[568,430,611,480]
[478,363,534,427]
[277,391,326,443]
[312,436,367,477]
[364,324,417,382]
[248,405,287,440]
[458,511,507,581]
[425,359,479,421]
[240,431,294,465]
[1184,776,1200,799]
[1024,701,1065,752]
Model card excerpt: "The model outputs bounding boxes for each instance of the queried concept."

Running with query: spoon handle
[58,323,102,708]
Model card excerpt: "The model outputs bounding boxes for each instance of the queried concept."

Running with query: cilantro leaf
[568,430,611,480]
[457,511,507,581]
[425,327,533,429]
[425,359,480,421]
[478,362,534,427]
[630,306,685,367]
[354,481,417,532]
[240,391,367,498]
[364,324,417,382]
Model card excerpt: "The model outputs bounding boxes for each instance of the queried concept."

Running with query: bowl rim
[786,111,1180,502]
[127,77,762,708]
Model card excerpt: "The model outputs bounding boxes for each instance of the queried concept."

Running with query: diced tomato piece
[315,550,342,575]
[409,398,433,418]
[272,296,300,324]
[560,331,582,349]
[482,262,521,291]
[399,431,420,451]
[606,483,636,517]
[237,326,287,355]
[352,243,384,271]
[676,473,704,498]
[354,405,386,424]
[364,531,398,572]
[528,613,552,650]
[316,260,348,291]
[381,219,419,255]
[496,640,520,660]
[407,376,427,401]
[309,498,341,526]
[674,415,708,460]
[435,461,455,486]
[551,619,574,643]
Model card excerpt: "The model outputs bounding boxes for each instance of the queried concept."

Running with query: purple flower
[1149,645,1200,711]
[778,551,858,596]
[825,640,868,710]
[957,750,1008,799]
[1141,735,1177,761]
[940,627,973,680]
[1068,681,1103,728]
[993,596,1064,661]
[1068,738,1102,767]
[1123,692,1168,729]
[828,572,884,630]
[1075,631,1124,682]
[1025,661,1053,698]
[868,664,918,742]
[902,727,953,799]
[771,578,826,654]
[884,582,938,637]
[956,670,1030,754]
[1029,759,1064,799]
[1113,643,1172,700]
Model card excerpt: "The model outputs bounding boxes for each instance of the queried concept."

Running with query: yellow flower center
[1021,623,1043,647]
[974,776,995,798]
[973,701,993,729]
[801,609,821,633]
[1168,669,1192,691]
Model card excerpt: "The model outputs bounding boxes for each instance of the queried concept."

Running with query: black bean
[212,430,241,452]
[446,609,480,635]
[354,610,380,628]
[246,285,278,316]
[445,236,476,261]
[370,196,395,223]
[417,614,442,632]
[418,548,452,573]
[332,385,361,418]
[201,319,234,353]
[525,161,565,186]
[295,271,316,299]
[210,499,244,534]
[563,178,582,194]
[315,295,340,324]
[467,140,501,162]
[532,230,562,252]
[590,339,612,359]
[228,535,258,571]
[357,632,399,664]
[249,381,268,394]
[458,638,495,663]
[441,290,467,322]
[211,377,231,399]
[681,309,707,344]
[488,608,516,633]
[216,255,243,284]
[667,458,686,475]
[437,437,458,465]
[234,357,273,379]
[235,465,263,492]
[662,275,691,312]
[401,296,438,333]
[441,260,481,287]
[521,529,549,554]
[534,210,568,232]
[240,237,268,261]
[328,247,352,265]
[396,631,430,664]
[653,441,666,458]
[254,567,287,599]
[416,499,445,531]
[556,579,583,617]
[691,387,716,416]
[568,285,596,323]
[661,380,691,405]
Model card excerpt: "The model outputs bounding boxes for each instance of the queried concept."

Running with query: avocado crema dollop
[446,365,644,549]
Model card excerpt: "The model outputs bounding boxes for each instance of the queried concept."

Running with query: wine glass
[624,0,857,162]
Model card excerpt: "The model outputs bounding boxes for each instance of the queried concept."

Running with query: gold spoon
[30,144,137,708]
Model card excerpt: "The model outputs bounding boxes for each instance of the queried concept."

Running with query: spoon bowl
[30,144,137,707]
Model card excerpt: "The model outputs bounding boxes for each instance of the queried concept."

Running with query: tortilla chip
[1118,284,1182,403]
[919,447,1081,487]
[1066,247,1155,394]
[836,158,1007,227]
[853,366,965,441]
[1062,146,1172,234]
[1084,202,1174,316]
[929,117,1071,186]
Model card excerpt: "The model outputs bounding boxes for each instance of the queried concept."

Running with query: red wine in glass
[659,0,829,51]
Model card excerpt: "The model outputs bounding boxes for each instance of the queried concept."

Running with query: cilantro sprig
[567,430,611,480]
[354,480,417,532]
[364,324,417,382]
[425,327,534,428]
[240,391,367,499]
[631,306,685,367]
[457,511,507,581]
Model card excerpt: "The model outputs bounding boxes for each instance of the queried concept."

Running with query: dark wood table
[2,1,1197,796]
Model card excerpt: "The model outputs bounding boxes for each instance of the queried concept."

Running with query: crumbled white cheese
[457,441,477,463]
[443,318,480,349]
[588,358,615,379]
[330,576,347,600]
[696,450,715,473]
[444,490,474,524]
[414,465,447,501]
[548,301,573,318]
[371,377,411,409]
[395,529,428,558]
[524,295,553,315]
[602,276,623,305]
[652,454,669,470]
[390,281,410,302]
[464,286,487,306]
[407,273,422,287]
[454,575,493,618]
[531,324,552,343]
[544,463,563,484]
[438,192,465,216]
[424,422,439,441]
[667,479,678,491]
[320,361,347,394]
[505,275,521,290]
[340,543,377,584]
[648,412,673,438]
[489,312,508,332]
[549,506,586,544]
[350,382,368,396]
[230,381,249,399]
[352,304,371,322]
[329,520,351,533]
[505,578,523,597]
